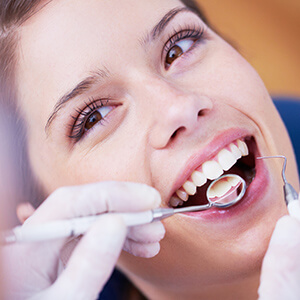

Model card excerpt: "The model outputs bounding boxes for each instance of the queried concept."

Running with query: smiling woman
[0,0,299,299]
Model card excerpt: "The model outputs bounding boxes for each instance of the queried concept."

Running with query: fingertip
[271,215,300,246]
[120,182,162,211]
[275,215,299,231]
[288,200,300,221]
[149,186,162,206]
[127,221,165,243]
[143,242,161,258]
[123,240,161,258]
[141,184,162,208]
[156,221,166,239]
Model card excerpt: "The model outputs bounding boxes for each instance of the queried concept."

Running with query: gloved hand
[1,181,165,300]
[258,194,300,300]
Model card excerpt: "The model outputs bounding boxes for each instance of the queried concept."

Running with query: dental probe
[0,204,211,245]
[257,156,299,217]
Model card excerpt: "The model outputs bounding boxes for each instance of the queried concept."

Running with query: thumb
[40,214,127,300]
[258,216,300,300]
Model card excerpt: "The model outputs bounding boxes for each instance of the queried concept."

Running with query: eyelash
[69,98,109,141]
[163,25,205,66]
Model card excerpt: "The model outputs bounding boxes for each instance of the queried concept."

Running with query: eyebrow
[45,6,194,134]
[45,68,110,134]
[142,6,195,45]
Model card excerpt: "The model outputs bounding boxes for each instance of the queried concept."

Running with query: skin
[15,0,299,299]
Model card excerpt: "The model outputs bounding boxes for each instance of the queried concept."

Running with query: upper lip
[168,128,254,201]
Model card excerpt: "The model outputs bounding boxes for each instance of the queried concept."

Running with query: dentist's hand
[2,182,165,300]
[258,195,300,300]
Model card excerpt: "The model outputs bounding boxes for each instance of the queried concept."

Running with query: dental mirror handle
[152,203,212,221]
[1,204,213,244]
[1,211,154,244]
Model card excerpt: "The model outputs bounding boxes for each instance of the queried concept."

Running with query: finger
[48,214,127,300]
[16,202,35,223]
[58,221,165,266]
[26,181,161,225]
[59,236,82,267]
[288,200,300,221]
[269,216,300,248]
[258,216,300,299]
[123,239,161,258]
[127,221,165,243]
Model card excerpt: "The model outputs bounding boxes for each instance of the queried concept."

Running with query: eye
[166,39,195,65]
[84,106,112,130]
[164,27,205,68]
[69,99,115,141]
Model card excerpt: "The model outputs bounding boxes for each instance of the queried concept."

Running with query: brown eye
[165,39,195,66]
[84,111,103,130]
[83,105,114,132]
[70,102,115,141]
[166,45,184,65]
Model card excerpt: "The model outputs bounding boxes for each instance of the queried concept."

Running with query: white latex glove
[258,193,300,300]
[1,181,165,300]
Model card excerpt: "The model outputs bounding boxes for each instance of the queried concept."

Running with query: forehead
[16,0,183,122]
[17,0,184,76]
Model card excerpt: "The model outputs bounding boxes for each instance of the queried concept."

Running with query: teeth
[176,190,189,201]
[237,139,249,156]
[207,175,242,199]
[202,161,224,180]
[182,181,197,195]
[217,149,237,171]
[170,138,250,208]
[229,143,242,159]
[208,179,232,198]
[170,196,184,207]
[191,171,207,187]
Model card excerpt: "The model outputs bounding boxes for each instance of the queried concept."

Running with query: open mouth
[169,137,256,208]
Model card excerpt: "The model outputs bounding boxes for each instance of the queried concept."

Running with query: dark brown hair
[0,0,45,102]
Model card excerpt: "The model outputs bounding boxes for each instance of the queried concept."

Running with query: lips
[169,136,257,209]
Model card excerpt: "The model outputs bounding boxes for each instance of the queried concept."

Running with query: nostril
[198,110,205,117]
[171,126,185,140]
[171,130,178,139]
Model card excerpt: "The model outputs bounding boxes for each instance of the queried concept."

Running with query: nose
[136,77,213,149]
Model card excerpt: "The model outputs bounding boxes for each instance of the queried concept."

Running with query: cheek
[46,141,151,190]
[180,41,271,115]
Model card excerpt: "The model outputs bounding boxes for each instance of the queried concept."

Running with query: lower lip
[182,156,269,221]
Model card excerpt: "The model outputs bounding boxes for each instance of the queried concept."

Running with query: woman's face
[16,0,299,297]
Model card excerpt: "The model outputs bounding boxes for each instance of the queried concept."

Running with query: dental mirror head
[206,174,246,208]
[169,174,247,215]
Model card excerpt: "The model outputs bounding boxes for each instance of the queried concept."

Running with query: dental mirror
[0,174,248,244]
[165,174,247,216]
[206,174,246,208]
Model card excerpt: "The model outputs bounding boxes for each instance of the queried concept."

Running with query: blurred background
[198,0,300,97]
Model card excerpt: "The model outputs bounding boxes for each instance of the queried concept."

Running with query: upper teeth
[172,139,249,205]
